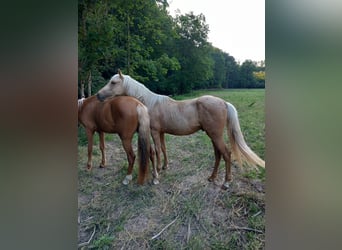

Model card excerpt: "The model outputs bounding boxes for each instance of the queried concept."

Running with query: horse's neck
[126,77,169,108]
[142,91,169,109]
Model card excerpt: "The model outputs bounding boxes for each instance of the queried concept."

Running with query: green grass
[78,89,265,249]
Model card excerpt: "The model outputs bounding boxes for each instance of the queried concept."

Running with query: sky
[168,0,265,63]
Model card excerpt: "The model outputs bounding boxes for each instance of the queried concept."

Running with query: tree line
[79,0,265,97]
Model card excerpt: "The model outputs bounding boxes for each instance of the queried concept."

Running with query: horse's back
[110,96,142,110]
[196,95,227,132]
[92,96,140,134]
[197,95,227,111]
[79,95,142,136]
[78,95,98,128]
[108,96,142,118]
[109,96,142,132]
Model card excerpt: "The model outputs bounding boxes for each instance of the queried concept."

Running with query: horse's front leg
[151,130,162,184]
[121,136,135,185]
[86,129,94,170]
[99,131,106,168]
[160,133,169,170]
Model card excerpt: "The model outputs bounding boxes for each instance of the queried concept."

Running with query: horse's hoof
[99,164,105,168]
[208,177,215,182]
[153,178,160,185]
[122,175,132,185]
[221,182,230,190]
[162,165,168,170]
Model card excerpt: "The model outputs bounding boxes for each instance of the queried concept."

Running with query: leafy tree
[253,70,265,88]
[78,0,265,97]
[224,53,240,88]
[209,47,226,88]
[78,0,122,96]
[207,47,240,89]
[172,12,213,93]
[239,60,257,88]
[109,0,181,91]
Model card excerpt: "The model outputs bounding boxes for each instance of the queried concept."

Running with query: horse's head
[97,70,126,102]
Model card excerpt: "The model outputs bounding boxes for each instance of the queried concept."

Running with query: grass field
[78,89,265,249]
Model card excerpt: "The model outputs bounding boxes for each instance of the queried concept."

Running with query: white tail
[226,102,265,168]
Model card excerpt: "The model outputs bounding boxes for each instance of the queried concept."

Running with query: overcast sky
[168,0,265,63]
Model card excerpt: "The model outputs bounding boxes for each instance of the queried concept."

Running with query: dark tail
[136,104,151,184]
[226,102,265,168]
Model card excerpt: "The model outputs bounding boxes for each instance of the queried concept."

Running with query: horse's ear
[118,69,123,79]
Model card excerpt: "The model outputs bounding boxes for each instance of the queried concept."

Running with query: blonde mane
[123,76,169,109]
[122,76,194,124]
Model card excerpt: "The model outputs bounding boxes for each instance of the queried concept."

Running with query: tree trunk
[87,70,92,97]
[79,2,87,98]
[126,14,130,75]
[80,79,85,98]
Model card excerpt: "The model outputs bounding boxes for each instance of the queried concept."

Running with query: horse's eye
[111,81,115,85]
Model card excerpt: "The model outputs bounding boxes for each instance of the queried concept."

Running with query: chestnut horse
[96,70,265,189]
[78,95,151,185]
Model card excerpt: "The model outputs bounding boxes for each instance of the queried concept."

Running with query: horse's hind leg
[222,150,232,190]
[210,136,232,190]
[160,133,169,170]
[151,130,162,184]
[149,145,158,183]
[150,145,160,185]
[149,145,156,169]
[99,132,106,168]
[121,137,136,185]
[208,141,222,182]
[86,129,94,170]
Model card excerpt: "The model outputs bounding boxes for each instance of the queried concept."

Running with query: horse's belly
[151,101,201,135]
[163,123,201,135]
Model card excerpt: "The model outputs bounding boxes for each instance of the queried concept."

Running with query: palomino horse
[96,70,265,189]
[78,95,151,185]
